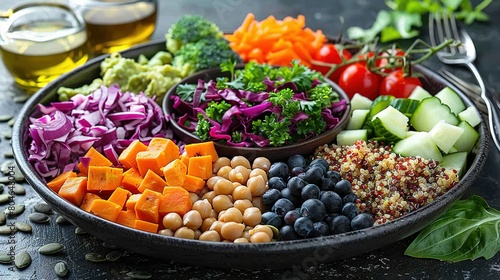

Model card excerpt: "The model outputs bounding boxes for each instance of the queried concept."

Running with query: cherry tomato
[311,43,352,83]
[377,49,406,74]
[379,69,422,98]
[338,63,381,100]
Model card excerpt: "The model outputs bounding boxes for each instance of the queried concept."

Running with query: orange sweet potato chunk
[163,158,187,187]
[116,209,137,228]
[121,167,143,194]
[182,175,205,193]
[159,186,192,217]
[107,187,132,209]
[118,139,148,169]
[184,141,219,162]
[137,169,167,193]
[187,155,213,180]
[136,149,167,177]
[87,166,123,194]
[47,171,77,193]
[147,138,180,165]
[80,192,102,212]
[88,199,122,222]
[77,147,113,175]
[58,177,88,206]
[134,189,161,224]
[133,219,159,233]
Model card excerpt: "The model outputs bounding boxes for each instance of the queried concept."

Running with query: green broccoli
[166,15,224,54]
[172,38,242,77]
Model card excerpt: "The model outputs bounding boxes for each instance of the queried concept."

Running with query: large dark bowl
[162,65,350,162]
[12,39,489,270]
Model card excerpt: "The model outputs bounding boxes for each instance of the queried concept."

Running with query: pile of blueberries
[261,155,374,241]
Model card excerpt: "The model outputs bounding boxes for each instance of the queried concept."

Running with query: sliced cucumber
[336,129,368,146]
[440,152,468,177]
[458,106,481,127]
[390,98,420,118]
[435,87,466,115]
[350,93,373,112]
[452,121,480,153]
[371,106,409,143]
[347,109,369,130]
[410,96,459,132]
[392,132,443,162]
[428,120,464,154]
[366,95,396,121]
[408,85,432,101]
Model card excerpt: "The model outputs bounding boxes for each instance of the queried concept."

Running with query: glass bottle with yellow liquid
[68,0,158,55]
[0,2,89,93]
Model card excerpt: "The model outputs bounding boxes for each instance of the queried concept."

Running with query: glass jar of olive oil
[0,2,89,93]
[68,0,157,55]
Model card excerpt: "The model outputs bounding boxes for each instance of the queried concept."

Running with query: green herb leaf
[405,195,500,262]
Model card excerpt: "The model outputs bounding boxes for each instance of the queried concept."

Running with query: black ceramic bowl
[162,65,350,162]
[12,39,489,270]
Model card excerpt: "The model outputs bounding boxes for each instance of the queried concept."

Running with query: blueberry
[326,170,341,183]
[291,166,306,177]
[329,215,351,234]
[272,198,295,219]
[284,209,302,226]
[294,216,314,237]
[312,221,329,237]
[342,193,359,204]
[351,213,375,231]
[334,179,352,197]
[341,202,358,221]
[268,162,289,181]
[280,225,300,241]
[262,188,281,206]
[261,211,282,228]
[281,188,301,207]
[320,191,343,213]
[300,198,326,222]
[301,183,321,201]
[268,176,287,191]
[320,176,335,191]
[304,166,324,185]
[324,213,339,225]
[287,154,307,170]
[309,158,329,171]
[287,176,307,196]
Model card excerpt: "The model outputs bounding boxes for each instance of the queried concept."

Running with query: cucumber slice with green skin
[390,98,420,118]
[392,132,443,162]
[409,96,459,132]
[347,109,369,130]
[440,152,468,177]
[452,121,480,153]
[371,106,409,143]
[336,129,368,146]
[408,85,432,101]
[350,93,373,112]
[428,120,464,154]
[435,87,466,115]
[363,95,396,137]
[458,106,481,127]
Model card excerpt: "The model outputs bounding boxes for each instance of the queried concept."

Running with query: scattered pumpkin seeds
[13,94,30,103]
[2,130,12,140]
[56,215,69,224]
[105,250,123,262]
[34,203,52,214]
[126,271,153,279]
[54,261,69,277]
[0,183,4,193]
[7,117,15,127]
[0,225,17,235]
[0,212,5,225]
[28,212,50,224]
[14,251,31,269]
[4,204,25,216]
[0,251,12,264]
[15,221,32,233]
[75,227,86,235]
[3,151,13,158]
[102,242,118,250]
[0,115,13,122]
[84,252,107,263]
[12,184,25,195]
[38,243,64,255]
[0,194,12,204]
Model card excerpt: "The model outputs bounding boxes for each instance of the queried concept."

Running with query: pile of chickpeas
[158,156,275,243]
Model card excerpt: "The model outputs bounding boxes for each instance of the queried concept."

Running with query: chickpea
[242,229,252,240]
[194,229,202,240]
[209,221,225,235]
[162,213,183,231]
[233,199,253,214]
[220,207,243,223]
[247,175,267,196]
[250,231,272,243]
[220,222,245,241]
[206,176,223,190]
[212,194,233,213]
[230,156,251,169]
[174,226,195,239]
[252,196,264,210]
[213,178,236,195]
[249,168,268,182]
[213,157,231,174]
[202,191,216,204]
[183,210,202,230]
[158,229,174,236]
[192,199,212,219]
[209,209,217,219]
[252,157,271,172]
[199,186,210,197]
[243,207,262,227]
[251,225,273,240]
[199,230,221,242]
[217,210,226,221]
[217,165,232,179]
[232,186,252,201]
[189,192,199,205]
[228,166,250,184]
[234,237,249,243]
[201,217,217,232]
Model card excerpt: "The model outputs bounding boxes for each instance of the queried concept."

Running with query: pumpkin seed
[0,115,13,122]
[13,95,29,103]
[14,251,31,269]
[105,250,123,262]
[0,184,4,193]
[12,184,25,195]
[126,271,152,279]
[0,225,16,235]
[28,212,50,224]
[34,203,52,214]
[0,212,5,225]
[84,252,106,262]
[15,222,32,233]
[75,227,86,235]
[0,194,12,204]
[0,251,12,264]
[54,261,69,277]
[102,242,118,250]
[7,117,15,127]
[56,215,69,224]
[4,204,25,216]
[2,131,11,140]
[38,243,64,255]
[3,151,14,159]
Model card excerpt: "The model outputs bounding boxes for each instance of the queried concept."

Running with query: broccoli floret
[172,38,242,77]
[166,15,224,54]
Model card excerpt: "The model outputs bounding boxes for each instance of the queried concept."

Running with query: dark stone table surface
[1,0,500,279]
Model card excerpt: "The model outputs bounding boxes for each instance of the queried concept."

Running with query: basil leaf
[405,195,500,262]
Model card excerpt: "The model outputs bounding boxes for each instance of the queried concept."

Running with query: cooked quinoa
[313,140,460,225]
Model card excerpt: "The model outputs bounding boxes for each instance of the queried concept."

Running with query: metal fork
[429,11,500,152]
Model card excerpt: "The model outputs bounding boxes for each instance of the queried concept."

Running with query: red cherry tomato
[338,63,381,100]
[377,49,406,74]
[311,43,352,83]
[379,69,422,98]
